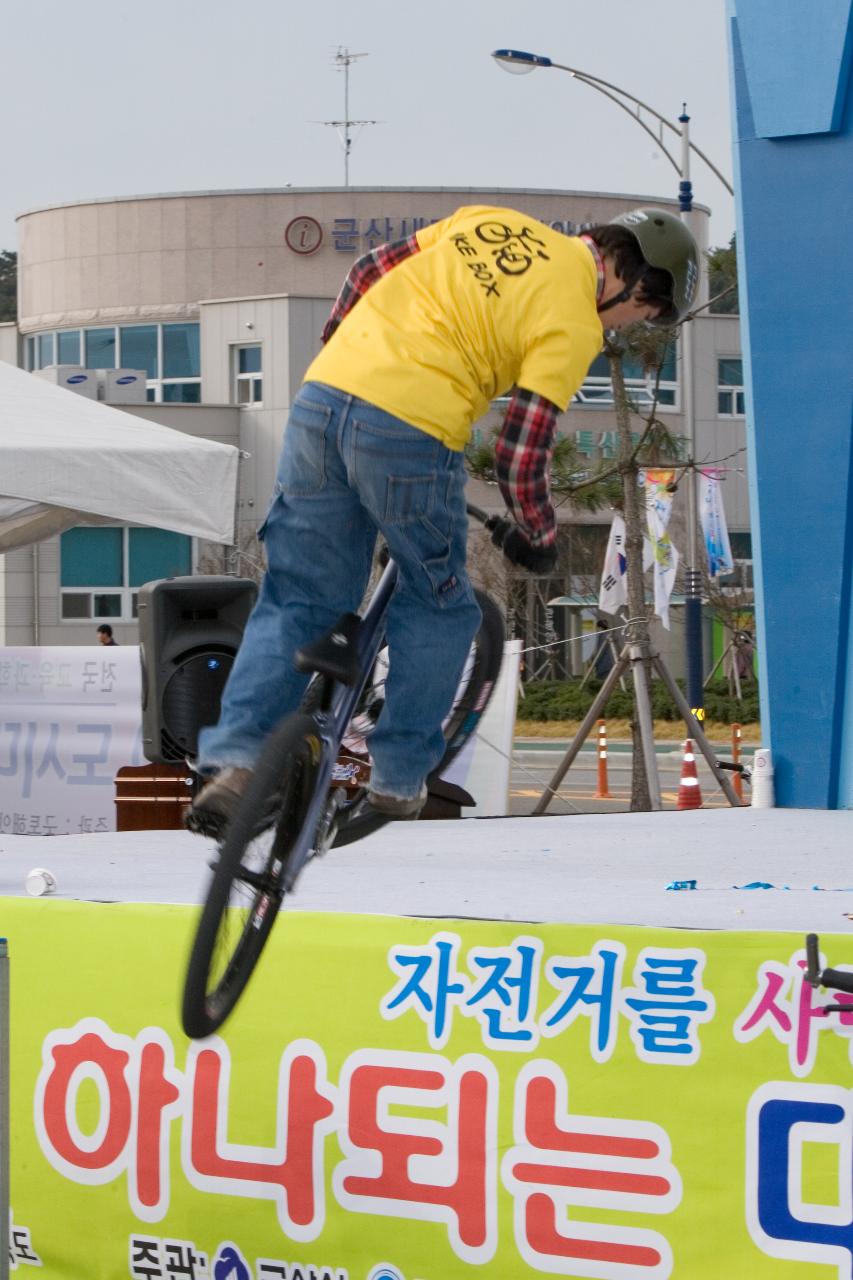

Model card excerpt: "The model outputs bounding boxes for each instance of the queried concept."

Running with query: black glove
[486,517,558,573]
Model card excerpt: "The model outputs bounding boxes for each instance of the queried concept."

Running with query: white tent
[0,362,239,552]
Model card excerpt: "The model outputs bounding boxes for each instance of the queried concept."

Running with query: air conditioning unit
[33,365,98,399]
[101,369,147,404]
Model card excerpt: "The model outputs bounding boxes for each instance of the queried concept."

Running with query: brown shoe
[332,783,428,849]
[185,767,252,838]
[366,784,428,819]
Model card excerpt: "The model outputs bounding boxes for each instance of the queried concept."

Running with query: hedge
[518,675,759,724]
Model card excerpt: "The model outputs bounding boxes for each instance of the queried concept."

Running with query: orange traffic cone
[676,739,703,810]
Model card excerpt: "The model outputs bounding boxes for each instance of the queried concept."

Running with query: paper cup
[25,867,57,897]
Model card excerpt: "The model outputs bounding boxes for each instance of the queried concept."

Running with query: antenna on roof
[318,47,378,187]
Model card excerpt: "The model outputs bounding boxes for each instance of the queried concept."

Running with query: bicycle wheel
[338,588,505,782]
[182,713,320,1038]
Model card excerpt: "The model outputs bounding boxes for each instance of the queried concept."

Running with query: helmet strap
[597,265,649,315]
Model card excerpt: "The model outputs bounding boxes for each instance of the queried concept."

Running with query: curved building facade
[17,186,707,333]
[2,186,745,668]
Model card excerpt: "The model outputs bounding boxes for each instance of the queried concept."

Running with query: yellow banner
[4,897,853,1278]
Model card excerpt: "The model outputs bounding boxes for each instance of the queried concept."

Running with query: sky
[3,0,736,253]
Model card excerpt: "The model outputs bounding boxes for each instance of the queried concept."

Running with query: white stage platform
[2,807,852,933]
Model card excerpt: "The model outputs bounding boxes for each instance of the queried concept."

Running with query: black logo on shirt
[450,221,551,300]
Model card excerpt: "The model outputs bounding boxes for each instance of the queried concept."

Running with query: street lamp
[491,47,734,719]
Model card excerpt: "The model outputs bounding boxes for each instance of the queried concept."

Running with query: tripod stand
[579,633,628,693]
[533,611,743,813]
[704,628,755,702]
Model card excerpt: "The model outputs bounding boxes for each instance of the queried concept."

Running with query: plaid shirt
[321,235,420,343]
[321,235,564,548]
[494,389,559,547]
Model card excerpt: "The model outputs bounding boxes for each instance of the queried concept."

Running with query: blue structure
[728,1,853,806]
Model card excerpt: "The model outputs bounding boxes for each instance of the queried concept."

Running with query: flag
[644,469,679,630]
[598,514,628,614]
[699,467,734,577]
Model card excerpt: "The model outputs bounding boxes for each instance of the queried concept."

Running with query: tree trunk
[608,349,653,811]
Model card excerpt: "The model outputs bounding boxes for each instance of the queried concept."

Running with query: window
[37,332,55,369]
[57,329,81,365]
[27,324,200,401]
[163,323,200,378]
[162,323,201,402]
[574,341,678,410]
[233,344,263,404]
[120,325,158,379]
[162,382,202,403]
[60,526,192,621]
[85,327,117,369]
[718,358,745,416]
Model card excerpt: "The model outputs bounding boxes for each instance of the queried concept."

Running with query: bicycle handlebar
[805,932,853,995]
[466,503,491,525]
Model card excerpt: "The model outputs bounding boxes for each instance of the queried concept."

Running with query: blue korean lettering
[621,950,714,1062]
[100,660,118,692]
[67,724,112,786]
[540,941,626,1061]
[0,722,37,798]
[748,1083,853,1273]
[381,932,468,1048]
[36,723,66,784]
[81,661,99,692]
[363,217,394,247]
[463,938,543,1047]
[332,217,359,252]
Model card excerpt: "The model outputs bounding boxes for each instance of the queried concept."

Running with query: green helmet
[610,208,699,322]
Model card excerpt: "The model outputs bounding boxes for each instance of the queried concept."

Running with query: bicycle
[182,503,505,1038]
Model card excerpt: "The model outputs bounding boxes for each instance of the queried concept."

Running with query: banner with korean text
[5,900,853,1278]
[642,470,679,631]
[0,647,144,836]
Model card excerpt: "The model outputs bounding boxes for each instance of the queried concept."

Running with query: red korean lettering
[336,1050,498,1265]
[186,1040,335,1240]
[35,1019,183,1220]
[503,1062,681,1277]
[41,1030,131,1172]
[136,1039,181,1210]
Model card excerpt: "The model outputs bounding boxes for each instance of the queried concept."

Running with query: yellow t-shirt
[304,205,604,451]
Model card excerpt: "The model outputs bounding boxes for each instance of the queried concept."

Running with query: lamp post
[491,48,734,718]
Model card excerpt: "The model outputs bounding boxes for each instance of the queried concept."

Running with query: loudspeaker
[137,575,258,764]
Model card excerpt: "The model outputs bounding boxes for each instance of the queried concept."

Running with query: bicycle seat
[295,612,363,686]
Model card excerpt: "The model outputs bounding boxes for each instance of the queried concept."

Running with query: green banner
[4,897,853,1278]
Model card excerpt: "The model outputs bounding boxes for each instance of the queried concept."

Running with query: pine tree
[0,251,16,322]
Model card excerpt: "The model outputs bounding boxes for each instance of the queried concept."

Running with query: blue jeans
[198,382,482,799]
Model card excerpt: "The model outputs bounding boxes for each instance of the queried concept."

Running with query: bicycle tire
[431,589,505,776]
[181,713,320,1038]
[339,588,505,784]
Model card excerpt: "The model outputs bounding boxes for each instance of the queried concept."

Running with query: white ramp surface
[2,808,853,933]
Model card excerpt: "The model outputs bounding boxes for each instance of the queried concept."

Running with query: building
[1,186,747,673]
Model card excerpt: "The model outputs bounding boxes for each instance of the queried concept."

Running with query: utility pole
[320,48,377,187]
[677,104,705,723]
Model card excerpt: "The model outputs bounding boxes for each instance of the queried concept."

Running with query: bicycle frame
[280,556,399,891]
[274,500,491,891]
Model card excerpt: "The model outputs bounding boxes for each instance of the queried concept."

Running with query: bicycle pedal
[331,793,392,848]
[185,808,228,840]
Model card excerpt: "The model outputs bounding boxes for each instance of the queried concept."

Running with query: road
[508,740,746,816]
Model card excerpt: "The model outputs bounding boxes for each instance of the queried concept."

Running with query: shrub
[518,675,759,724]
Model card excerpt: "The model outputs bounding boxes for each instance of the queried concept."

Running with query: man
[593,620,616,681]
[189,206,698,836]
[96,624,117,646]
